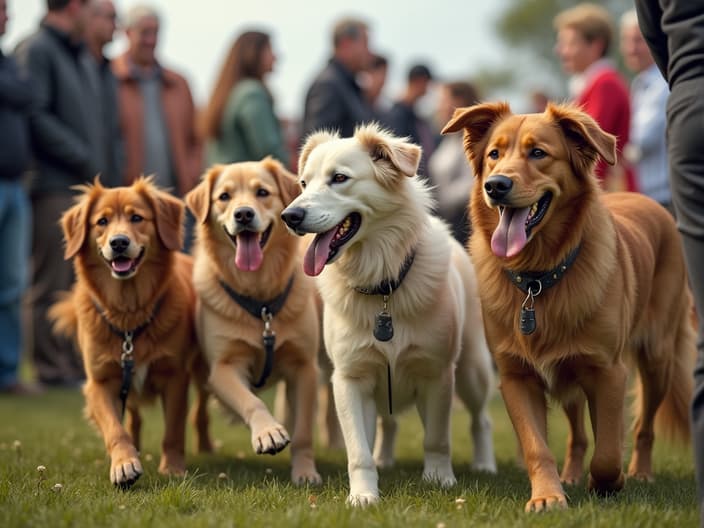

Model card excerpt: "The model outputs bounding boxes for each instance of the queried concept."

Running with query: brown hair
[332,17,368,48]
[553,3,614,57]
[200,30,271,140]
[446,81,481,107]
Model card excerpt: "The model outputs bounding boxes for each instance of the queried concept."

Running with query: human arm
[237,85,290,166]
[0,56,33,109]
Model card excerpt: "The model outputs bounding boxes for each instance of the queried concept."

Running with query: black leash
[92,297,163,421]
[505,244,581,335]
[218,276,294,388]
[353,249,416,414]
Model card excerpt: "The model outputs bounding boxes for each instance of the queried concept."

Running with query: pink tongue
[491,207,531,258]
[235,232,263,271]
[303,228,338,276]
[112,259,133,272]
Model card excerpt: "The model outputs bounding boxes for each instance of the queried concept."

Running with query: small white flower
[53,483,63,492]
[217,473,227,480]
[36,465,46,473]
[455,497,466,504]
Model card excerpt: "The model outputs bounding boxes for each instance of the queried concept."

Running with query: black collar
[354,249,417,296]
[218,275,295,319]
[506,244,581,295]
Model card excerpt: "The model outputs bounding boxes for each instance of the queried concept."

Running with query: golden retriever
[185,158,322,485]
[442,102,695,512]
[49,178,212,489]
[281,124,496,506]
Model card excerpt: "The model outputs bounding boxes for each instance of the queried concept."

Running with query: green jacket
[206,79,289,167]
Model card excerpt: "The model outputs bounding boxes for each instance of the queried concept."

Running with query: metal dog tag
[374,311,394,342]
[520,306,536,335]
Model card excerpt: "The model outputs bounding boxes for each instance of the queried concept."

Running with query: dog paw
[471,460,497,474]
[292,467,322,486]
[423,469,457,488]
[252,424,290,455]
[110,452,143,489]
[524,494,568,513]
[158,453,185,477]
[374,453,395,469]
[347,492,379,507]
[588,472,625,496]
[627,470,654,483]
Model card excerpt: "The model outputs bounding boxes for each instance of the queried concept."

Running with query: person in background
[82,0,122,187]
[301,16,375,140]
[14,0,98,387]
[635,1,704,524]
[429,80,480,247]
[554,2,637,192]
[111,4,202,250]
[360,52,391,119]
[387,63,437,180]
[620,9,671,212]
[201,30,289,167]
[0,0,41,395]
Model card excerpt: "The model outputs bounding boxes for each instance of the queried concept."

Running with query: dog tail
[651,304,697,444]
[48,290,78,339]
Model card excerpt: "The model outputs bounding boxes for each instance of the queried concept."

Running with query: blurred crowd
[0,0,671,394]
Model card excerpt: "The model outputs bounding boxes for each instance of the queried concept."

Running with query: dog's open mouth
[303,212,361,276]
[491,192,552,258]
[108,248,145,279]
[224,223,273,272]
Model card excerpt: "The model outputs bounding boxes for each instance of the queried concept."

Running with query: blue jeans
[0,180,30,388]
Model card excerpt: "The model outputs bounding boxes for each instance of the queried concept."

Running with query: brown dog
[443,102,695,512]
[49,178,211,489]
[185,158,322,485]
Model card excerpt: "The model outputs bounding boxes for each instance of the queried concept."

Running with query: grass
[0,386,698,528]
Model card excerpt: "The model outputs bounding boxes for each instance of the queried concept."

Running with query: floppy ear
[298,130,338,174]
[61,197,91,260]
[261,156,301,206]
[441,101,512,176]
[546,102,617,174]
[142,184,184,251]
[355,123,422,184]
[185,165,223,225]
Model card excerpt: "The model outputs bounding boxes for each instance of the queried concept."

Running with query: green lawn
[0,386,697,527]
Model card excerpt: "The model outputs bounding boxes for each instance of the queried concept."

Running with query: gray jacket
[0,50,32,180]
[14,22,117,195]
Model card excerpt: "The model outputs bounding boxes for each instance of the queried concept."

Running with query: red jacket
[576,67,638,192]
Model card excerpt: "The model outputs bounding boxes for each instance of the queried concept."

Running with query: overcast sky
[4,0,518,120]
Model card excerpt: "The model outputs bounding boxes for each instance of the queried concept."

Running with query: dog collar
[218,276,294,388]
[505,244,581,335]
[353,249,416,296]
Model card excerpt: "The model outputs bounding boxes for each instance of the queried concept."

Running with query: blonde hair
[554,3,614,57]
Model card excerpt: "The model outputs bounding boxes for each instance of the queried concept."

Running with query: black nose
[109,234,130,254]
[281,207,306,228]
[234,206,255,225]
[484,175,514,200]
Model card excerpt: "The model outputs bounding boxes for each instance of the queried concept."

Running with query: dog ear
[185,165,223,224]
[61,179,104,259]
[441,102,512,176]
[141,183,184,251]
[261,156,301,206]
[355,124,422,182]
[298,130,338,174]
[546,103,617,173]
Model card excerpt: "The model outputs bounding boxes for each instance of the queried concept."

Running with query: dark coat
[0,50,32,180]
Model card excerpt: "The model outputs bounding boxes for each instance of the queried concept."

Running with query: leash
[92,297,163,421]
[218,276,294,388]
[354,248,416,414]
[505,244,581,335]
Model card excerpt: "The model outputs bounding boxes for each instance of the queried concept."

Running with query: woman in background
[201,30,289,167]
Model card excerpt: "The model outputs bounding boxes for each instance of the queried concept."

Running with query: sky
[4,0,518,120]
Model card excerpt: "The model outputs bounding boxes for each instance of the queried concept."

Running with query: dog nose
[484,175,514,200]
[281,207,306,228]
[234,206,255,225]
[109,234,130,254]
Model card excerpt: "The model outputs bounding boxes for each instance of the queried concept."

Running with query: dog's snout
[234,206,255,225]
[484,175,513,200]
[281,207,306,228]
[109,234,130,254]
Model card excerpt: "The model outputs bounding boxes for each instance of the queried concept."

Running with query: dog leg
[561,394,588,485]
[125,407,142,452]
[332,370,379,506]
[373,414,397,468]
[286,361,322,485]
[416,368,457,487]
[84,379,143,489]
[500,368,567,512]
[209,361,290,455]
[189,359,213,453]
[581,362,627,495]
[158,370,188,476]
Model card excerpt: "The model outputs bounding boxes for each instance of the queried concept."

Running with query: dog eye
[332,172,348,184]
[488,149,500,160]
[218,192,230,201]
[530,148,547,159]
[130,214,143,223]
[256,188,270,198]
[96,217,108,226]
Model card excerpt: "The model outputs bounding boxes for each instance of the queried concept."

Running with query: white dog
[281,124,496,506]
